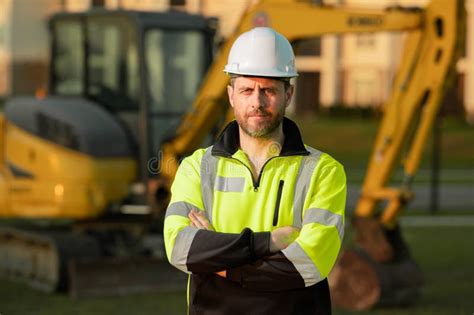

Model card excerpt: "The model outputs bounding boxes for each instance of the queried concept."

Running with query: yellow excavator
[0,8,217,295]
[0,0,463,310]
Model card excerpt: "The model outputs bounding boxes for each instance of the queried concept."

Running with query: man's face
[227,76,294,138]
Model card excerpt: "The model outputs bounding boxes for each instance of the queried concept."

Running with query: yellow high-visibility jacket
[164,117,346,315]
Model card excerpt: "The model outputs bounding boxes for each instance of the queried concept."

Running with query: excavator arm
[160,0,463,310]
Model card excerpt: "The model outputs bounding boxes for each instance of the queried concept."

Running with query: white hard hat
[224,27,298,78]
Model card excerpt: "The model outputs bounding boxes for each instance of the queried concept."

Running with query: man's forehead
[233,76,285,88]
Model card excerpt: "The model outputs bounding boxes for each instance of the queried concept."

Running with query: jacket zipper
[273,180,284,226]
[254,157,278,191]
[230,156,278,191]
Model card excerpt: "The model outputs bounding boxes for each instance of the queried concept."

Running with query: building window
[294,38,321,56]
[91,0,105,7]
[356,34,375,48]
[295,72,321,114]
[354,79,375,107]
[170,0,186,5]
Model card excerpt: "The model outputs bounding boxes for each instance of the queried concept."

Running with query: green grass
[1,225,472,315]
[336,226,474,315]
[0,284,187,315]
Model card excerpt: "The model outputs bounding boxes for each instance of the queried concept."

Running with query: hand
[188,209,215,231]
[270,226,300,253]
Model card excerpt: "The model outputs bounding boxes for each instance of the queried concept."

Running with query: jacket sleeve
[226,154,346,291]
[163,149,272,274]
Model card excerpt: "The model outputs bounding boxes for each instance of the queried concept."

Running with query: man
[164,27,346,315]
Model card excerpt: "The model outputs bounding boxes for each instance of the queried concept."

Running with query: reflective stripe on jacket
[164,117,346,315]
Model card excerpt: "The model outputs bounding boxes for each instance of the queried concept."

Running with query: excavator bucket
[330,249,423,310]
[329,218,423,310]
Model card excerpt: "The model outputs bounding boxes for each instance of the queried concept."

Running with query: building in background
[0,0,62,97]
[339,0,403,109]
[0,0,472,122]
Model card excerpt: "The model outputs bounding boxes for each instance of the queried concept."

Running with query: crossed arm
[188,209,300,278]
[181,209,321,291]
[166,204,343,291]
[189,209,299,254]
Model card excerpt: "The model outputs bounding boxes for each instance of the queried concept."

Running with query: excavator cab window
[145,29,207,157]
[51,14,139,111]
[86,16,140,110]
[51,18,84,95]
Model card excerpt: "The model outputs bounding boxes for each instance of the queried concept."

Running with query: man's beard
[237,107,285,138]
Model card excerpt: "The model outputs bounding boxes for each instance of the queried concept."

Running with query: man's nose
[250,89,266,109]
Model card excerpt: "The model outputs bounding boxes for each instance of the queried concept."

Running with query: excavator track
[0,227,100,292]
[0,226,187,297]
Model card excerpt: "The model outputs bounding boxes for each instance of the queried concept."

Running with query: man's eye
[263,89,276,95]
[240,89,253,95]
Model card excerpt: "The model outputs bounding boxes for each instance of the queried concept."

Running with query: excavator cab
[51,10,215,174]
[50,9,216,181]
[1,10,215,218]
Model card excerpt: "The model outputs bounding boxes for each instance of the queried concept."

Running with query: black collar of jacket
[211,117,310,157]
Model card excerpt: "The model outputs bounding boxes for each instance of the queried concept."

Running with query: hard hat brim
[223,68,298,78]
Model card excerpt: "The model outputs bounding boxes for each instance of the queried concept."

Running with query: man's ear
[285,85,294,108]
[227,85,235,108]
